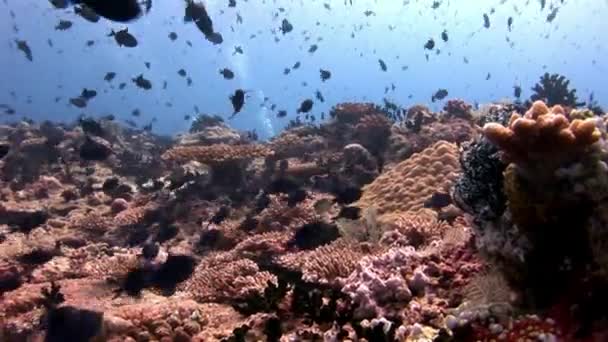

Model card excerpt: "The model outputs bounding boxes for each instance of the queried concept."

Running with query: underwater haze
[1,0,606,138]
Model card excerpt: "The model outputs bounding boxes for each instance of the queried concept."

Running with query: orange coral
[161,144,273,164]
[484,100,600,167]
[357,141,460,216]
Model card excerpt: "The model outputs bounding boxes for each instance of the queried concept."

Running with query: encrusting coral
[161,143,273,164]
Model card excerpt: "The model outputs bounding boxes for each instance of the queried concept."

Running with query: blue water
[0,0,606,139]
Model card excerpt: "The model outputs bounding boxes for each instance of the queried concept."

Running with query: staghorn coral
[484,100,600,170]
[180,258,276,302]
[278,239,377,285]
[161,144,273,164]
[357,141,460,216]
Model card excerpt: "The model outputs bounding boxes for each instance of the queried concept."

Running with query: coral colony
[2,77,608,341]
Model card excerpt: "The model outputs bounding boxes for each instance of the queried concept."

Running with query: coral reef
[2,99,606,341]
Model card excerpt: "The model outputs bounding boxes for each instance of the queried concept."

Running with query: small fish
[70,97,87,108]
[313,198,333,215]
[229,0,236,7]
[540,0,546,10]
[47,39,54,47]
[229,89,245,117]
[378,59,387,71]
[55,19,73,30]
[308,44,318,53]
[72,0,143,22]
[101,114,115,121]
[79,136,112,161]
[81,88,97,99]
[513,85,521,98]
[324,3,331,10]
[315,90,325,103]
[547,7,558,22]
[431,1,441,9]
[132,74,152,90]
[283,68,291,75]
[15,39,33,61]
[132,109,141,117]
[0,144,9,159]
[108,28,138,47]
[177,69,187,77]
[104,72,116,81]
[119,82,127,90]
[233,45,243,55]
[441,30,448,42]
[276,110,287,118]
[363,10,375,16]
[49,0,69,8]
[86,40,95,46]
[483,13,490,28]
[485,72,491,80]
[209,206,230,224]
[424,192,452,210]
[144,62,151,69]
[336,206,361,220]
[163,81,168,89]
[507,17,513,31]
[219,68,234,79]
[186,77,192,86]
[74,4,100,23]
[424,38,435,50]
[78,116,105,136]
[297,99,313,113]
[186,40,192,47]
[280,18,293,34]
[320,69,331,81]
[168,32,178,41]
[431,88,448,102]
[293,61,301,69]
[184,115,191,120]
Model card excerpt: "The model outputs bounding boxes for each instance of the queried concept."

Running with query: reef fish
[15,39,33,61]
[219,68,234,79]
[55,20,73,30]
[280,18,293,34]
[320,69,331,81]
[229,89,245,117]
[431,88,448,102]
[69,0,143,22]
[74,4,100,22]
[297,99,314,113]
[104,72,116,81]
[132,75,152,89]
[108,28,138,47]
[378,59,387,71]
[185,0,223,44]
[424,38,435,50]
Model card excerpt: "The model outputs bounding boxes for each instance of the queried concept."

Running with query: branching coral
[530,73,582,107]
[357,141,460,217]
[161,144,273,164]
[443,99,473,120]
[379,209,450,249]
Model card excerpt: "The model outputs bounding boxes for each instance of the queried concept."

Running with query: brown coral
[357,141,460,216]
[484,100,601,168]
[161,144,273,164]
[331,102,379,124]
[379,209,450,248]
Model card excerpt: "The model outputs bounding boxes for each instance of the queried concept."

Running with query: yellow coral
[357,141,460,217]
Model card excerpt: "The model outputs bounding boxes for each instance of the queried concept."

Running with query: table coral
[161,143,273,164]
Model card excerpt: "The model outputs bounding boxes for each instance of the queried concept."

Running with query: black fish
[288,221,340,250]
[219,68,234,79]
[49,0,69,8]
[71,0,142,22]
[119,82,126,89]
[132,74,152,89]
[186,77,192,86]
[507,17,513,31]
[108,28,138,47]
[86,40,95,46]
[233,45,243,55]
[151,254,196,293]
[100,114,115,121]
[315,90,325,103]
[513,85,521,98]
[0,144,10,159]
[15,40,32,61]
[308,44,318,53]
[287,189,307,207]
[185,0,223,44]
[547,7,558,22]
[177,69,187,77]
[320,69,331,81]
[423,192,451,209]
[48,39,54,47]
[104,72,116,81]
[55,20,73,30]
[441,30,448,42]
[209,206,230,224]
[540,0,546,10]
[293,61,301,69]
[431,1,441,9]
[69,97,87,108]
[229,89,245,116]
[283,68,291,75]
[132,109,140,117]
[44,306,103,342]
[332,185,362,205]
[364,10,375,16]
[81,88,97,99]
[276,110,287,118]
[431,88,448,102]
[229,0,236,7]
[336,206,361,220]
[424,38,435,50]
[79,117,104,136]
[485,72,491,80]
[168,32,177,40]
[280,18,293,34]
[378,59,387,71]
[297,99,313,113]
[74,4,100,22]
[483,13,490,28]
[144,62,150,69]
